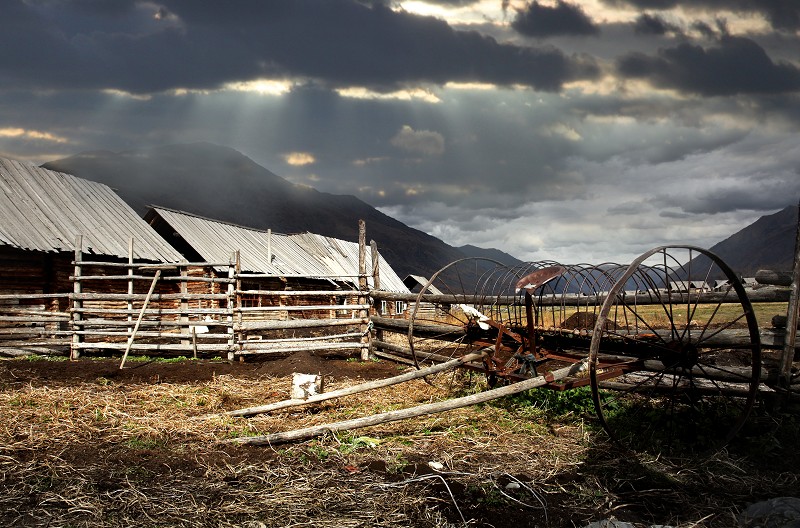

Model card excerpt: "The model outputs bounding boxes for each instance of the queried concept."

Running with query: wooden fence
[0,236,380,361]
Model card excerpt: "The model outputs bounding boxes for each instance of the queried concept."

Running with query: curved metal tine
[488,265,518,324]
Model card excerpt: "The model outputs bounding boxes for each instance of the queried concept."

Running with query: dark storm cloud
[661,181,800,215]
[511,1,600,37]
[617,36,800,95]
[601,0,800,31]
[0,0,599,95]
[633,13,682,35]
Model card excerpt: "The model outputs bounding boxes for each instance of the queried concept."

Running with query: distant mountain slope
[457,244,524,267]
[42,142,515,281]
[707,205,798,277]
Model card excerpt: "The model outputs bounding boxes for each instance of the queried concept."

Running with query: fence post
[70,235,83,360]
[779,200,800,397]
[370,239,383,347]
[127,238,134,338]
[180,264,190,348]
[226,252,236,361]
[358,220,370,360]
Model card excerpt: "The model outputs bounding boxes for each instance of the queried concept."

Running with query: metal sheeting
[150,207,409,292]
[288,233,409,292]
[0,157,183,262]
[151,207,330,276]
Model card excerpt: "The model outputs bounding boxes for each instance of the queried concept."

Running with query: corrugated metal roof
[289,233,409,292]
[150,207,409,292]
[151,206,331,276]
[404,274,444,295]
[0,157,183,262]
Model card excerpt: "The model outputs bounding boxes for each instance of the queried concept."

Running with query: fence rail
[0,233,380,361]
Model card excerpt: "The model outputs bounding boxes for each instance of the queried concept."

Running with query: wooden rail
[0,236,375,360]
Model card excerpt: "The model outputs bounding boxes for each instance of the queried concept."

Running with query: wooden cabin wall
[0,248,72,353]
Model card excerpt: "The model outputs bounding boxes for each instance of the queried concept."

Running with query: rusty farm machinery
[227,245,796,455]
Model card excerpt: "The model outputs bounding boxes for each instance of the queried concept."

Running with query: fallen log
[228,359,588,445]
[219,350,488,418]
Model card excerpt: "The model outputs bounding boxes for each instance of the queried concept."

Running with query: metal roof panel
[0,157,183,262]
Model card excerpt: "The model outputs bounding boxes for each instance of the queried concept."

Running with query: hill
[42,142,520,280]
[707,204,798,277]
[457,244,525,267]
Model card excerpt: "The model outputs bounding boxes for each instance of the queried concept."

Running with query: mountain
[42,142,515,281]
[457,245,524,267]
[707,204,798,278]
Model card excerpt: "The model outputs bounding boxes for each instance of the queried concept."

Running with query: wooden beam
[229,359,589,445]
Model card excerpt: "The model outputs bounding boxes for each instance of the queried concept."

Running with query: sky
[1,0,799,264]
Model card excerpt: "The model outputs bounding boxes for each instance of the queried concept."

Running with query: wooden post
[180,265,189,347]
[370,239,383,346]
[120,269,161,369]
[779,200,800,395]
[226,253,236,361]
[127,238,134,338]
[358,220,370,360]
[235,250,243,362]
[71,236,83,360]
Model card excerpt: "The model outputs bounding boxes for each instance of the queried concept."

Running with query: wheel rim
[588,246,761,456]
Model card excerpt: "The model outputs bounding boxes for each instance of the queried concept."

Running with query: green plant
[384,452,409,474]
[502,386,596,419]
[334,433,380,454]
[23,354,68,362]
[307,443,330,462]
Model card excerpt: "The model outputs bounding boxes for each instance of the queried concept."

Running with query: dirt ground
[4,350,402,384]
[1,352,798,527]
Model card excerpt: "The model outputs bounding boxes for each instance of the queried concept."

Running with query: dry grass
[0,360,798,527]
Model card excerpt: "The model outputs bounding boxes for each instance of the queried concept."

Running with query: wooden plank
[756,269,793,287]
[120,269,161,369]
[236,318,367,331]
[71,237,82,360]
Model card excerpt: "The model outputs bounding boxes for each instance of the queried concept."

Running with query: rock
[739,497,800,528]
[427,461,445,471]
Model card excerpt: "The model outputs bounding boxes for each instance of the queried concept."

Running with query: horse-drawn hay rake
[405,245,763,454]
[228,245,793,455]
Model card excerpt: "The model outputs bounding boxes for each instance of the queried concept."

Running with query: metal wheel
[588,246,761,455]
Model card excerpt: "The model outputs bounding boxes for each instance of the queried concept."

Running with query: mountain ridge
[706,204,798,277]
[42,142,519,280]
